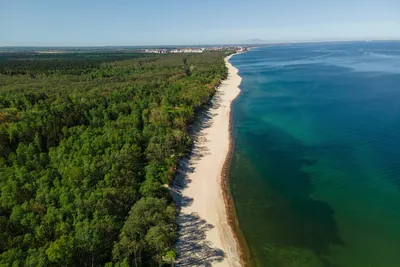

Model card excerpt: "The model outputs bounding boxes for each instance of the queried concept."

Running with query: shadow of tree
[175,213,225,266]
[171,88,227,266]
[172,88,224,193]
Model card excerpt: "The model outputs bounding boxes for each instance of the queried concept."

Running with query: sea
[229,41,400,267]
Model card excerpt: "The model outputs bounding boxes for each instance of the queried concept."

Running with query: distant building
[141,46,249,54]
[170,48,204,53]
[142,49,168,53]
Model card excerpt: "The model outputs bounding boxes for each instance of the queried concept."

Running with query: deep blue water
[229,42,400,267]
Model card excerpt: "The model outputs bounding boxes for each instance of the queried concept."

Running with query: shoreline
[220,53,252,267]
[172,52,245,266]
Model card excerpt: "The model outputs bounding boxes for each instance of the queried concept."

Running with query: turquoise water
[229,42,400,267]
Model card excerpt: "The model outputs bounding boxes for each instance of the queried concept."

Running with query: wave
[364,52,396,59]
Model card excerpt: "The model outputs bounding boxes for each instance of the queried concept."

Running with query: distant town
[0,46,251,54]
[141,46,249,54]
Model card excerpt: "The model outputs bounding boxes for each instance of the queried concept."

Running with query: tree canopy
[0,50,229,266]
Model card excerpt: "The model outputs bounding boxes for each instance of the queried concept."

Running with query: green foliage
[113,198,177,266]
[0,51,228,266]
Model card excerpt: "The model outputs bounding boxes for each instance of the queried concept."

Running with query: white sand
[173,54,242,267]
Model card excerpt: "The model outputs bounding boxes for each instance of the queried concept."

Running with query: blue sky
[1,0,399,46]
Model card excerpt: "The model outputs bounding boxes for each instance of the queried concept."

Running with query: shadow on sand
[171,89,227,266]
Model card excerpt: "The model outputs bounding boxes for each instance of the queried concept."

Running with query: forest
[0,50,229,266]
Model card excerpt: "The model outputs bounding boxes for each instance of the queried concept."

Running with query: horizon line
[1,39,400,48]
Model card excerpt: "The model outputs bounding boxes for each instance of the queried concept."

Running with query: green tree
[0,50,229,266]
[46,235,74,265]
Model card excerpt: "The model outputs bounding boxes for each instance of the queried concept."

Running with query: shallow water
[229,41,400,267]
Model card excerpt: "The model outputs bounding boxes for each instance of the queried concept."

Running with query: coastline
[220,53,251,267]
[173,53,244,266]
[220,53,252,267]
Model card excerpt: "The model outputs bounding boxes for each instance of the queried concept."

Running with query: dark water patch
[230,114,344,266]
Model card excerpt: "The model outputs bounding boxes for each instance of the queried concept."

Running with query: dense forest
[0,50,229,266]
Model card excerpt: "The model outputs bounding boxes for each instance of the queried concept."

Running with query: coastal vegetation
[0,50,229,266]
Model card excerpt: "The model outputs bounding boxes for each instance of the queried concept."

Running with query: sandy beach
[172,54,243,266]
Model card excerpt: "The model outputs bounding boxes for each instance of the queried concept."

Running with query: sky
[1,0,399,46]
